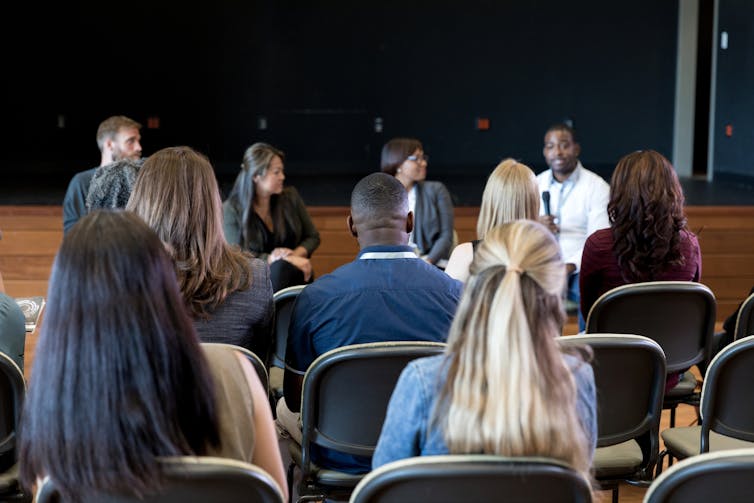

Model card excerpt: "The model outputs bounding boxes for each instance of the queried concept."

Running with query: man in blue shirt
[278,172,462,473]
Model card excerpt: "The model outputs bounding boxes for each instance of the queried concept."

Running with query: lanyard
[549,176,576,223]
[359,251,418,260]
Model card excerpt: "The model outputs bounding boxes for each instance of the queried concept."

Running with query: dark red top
[580,228,702,317]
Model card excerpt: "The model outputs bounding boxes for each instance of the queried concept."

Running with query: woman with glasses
[381,138,454,266]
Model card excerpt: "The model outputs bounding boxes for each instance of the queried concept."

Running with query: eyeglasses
[406,154,429,163]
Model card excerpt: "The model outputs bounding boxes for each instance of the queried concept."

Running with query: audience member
[580,150,700,389]
[18,211,286,501]
[537,123,609,328]
[85,158,145,211]
[127,147,274,361]
[0,271,25,370]
[373,220,596,487]
[63,115,142,233]
[381,138,454,266]
[224,143,320,292]
[445,159,539,281]
[278,172,462,473]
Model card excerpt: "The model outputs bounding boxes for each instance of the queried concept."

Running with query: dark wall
[5,1,678,188]
[713,0,754,177]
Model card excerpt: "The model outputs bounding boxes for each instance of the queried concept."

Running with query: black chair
[658,334,754,474]
[559,334,666,503]
[732,292,754,341]
[289,341,446,503]
[644,449,754,503]
[201,342,269,394]
[349,455,592,503]
[0,351,29,502]
[585,281,716,428]
[270,285,306,399]
[35,456,284,503]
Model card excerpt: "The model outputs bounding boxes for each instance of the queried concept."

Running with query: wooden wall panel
[1,205,753,323]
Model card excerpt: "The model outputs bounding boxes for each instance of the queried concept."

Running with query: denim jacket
[373,353,598,468]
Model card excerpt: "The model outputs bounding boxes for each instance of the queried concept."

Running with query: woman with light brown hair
[127,146,274,360]
[373,220,596,484]
[444,159,539,281]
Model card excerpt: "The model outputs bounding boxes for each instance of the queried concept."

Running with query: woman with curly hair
[580,149,701,318]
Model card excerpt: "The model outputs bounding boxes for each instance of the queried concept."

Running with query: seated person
[127,147,273,361]
[380,137,454,266]
[63,115,142,233]
[278,173,462,473]
[373,220,596,488]
[445,158,539,282]
[85,158,145,211]
[223,143,320,292]
[19,211,287,501]
[0,271,25,370]
[580,150,700,389]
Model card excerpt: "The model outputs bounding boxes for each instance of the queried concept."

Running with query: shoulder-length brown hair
[608,150,688,281]
[127,146,254,318]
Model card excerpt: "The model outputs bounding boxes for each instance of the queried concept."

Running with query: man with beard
[62,116,142,233]
[536,123,609,329]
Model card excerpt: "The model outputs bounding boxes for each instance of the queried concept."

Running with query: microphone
[542,191,551,216]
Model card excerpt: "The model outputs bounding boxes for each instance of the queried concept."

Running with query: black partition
[4,1,680,204]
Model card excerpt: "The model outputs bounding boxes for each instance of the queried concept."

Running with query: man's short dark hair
[351,173,408,224]
[545,122,579,144]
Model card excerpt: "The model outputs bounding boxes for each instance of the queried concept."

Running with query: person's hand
[283,255,313,282]
[538,215,559,235]
[270,247,294,261]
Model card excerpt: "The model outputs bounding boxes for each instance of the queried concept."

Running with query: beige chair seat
[662,426,754,459]
[593,440,643,477]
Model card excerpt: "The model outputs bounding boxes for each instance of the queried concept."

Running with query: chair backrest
[201,342,269,393]
[36,456,284,503]
[733,292,754,341]
[270,285,306,369]
[585,281,715,373]
[644,448,754,503]
[0,351,25,473]
[558,335,666,458]
[699,334,754,452]
[350,455,592,503]
[300,341,446,471]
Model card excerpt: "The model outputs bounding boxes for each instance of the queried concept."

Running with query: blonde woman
[373,220,596,483]
[444,159,539,281]
[127,147,274,361]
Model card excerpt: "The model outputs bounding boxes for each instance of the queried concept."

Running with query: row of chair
[27,332,754,502]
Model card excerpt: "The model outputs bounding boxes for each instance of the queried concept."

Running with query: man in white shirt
[537,123,609,329]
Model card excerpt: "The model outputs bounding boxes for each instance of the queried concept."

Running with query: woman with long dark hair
[224,143,320,291]
[19,211,287,501]
[373,220,596,487]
